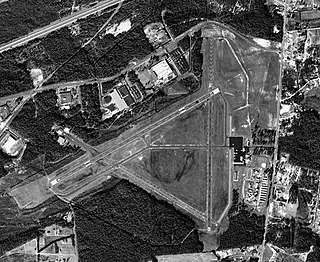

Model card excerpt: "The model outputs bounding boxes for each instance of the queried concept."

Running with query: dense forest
[267,217,320,255]
[0,0,282,99]
[218,190,265,249]
[0,0,107,45]
[0,55,34,97]
[279,110,320,170]
[9,90,82,173]
[74,180,203,262]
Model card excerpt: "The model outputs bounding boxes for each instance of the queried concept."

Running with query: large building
[151,59,176,86]
[229,137,248,165]
[102,85,135,119]
[0,130,24,157]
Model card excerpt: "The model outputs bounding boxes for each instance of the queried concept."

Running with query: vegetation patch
[74,180,203,262]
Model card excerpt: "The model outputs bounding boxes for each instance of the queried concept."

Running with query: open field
[124,148,208,213]
[231,107,251,137]
[150,104,208,146]
[213,39,247,110]
[210,148,230,222]
[210,94,226,146]
[9,177,53,209]
[243,51,279,129]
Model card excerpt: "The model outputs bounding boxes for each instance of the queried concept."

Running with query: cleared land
[210,148,230,222]
[9,177,53,209]
[209,94,226,146]
[242,48,279,129]
[213,38,247,110]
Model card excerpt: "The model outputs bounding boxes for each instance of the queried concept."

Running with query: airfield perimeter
[10,21,281,232]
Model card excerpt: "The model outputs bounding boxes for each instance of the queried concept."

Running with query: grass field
[211,39,247,110]
[243,51,279,129]
[210,148,230,222]
[150,103,208,146]
[210,95,225,146]
[124,148,208,213]
[9,177,53,209]
[232,107,251,137]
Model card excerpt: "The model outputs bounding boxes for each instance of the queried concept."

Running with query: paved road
[260,0,287,260]
[0,0,124,53]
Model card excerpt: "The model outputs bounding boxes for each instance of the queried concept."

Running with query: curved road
[0,0,124,53]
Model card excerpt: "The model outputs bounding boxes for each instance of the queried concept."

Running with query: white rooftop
[109,90,129,111]
[103,90,130,119]
[280,104,291,115]
[151,60,175,85]
[1,134,20,156]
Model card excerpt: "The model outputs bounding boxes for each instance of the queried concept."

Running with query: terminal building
[229,137,248,165]
[137,59,176,89]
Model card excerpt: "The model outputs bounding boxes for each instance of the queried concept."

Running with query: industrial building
[0,130,25,157]
[151,59,176,86]
[102,84,134,119]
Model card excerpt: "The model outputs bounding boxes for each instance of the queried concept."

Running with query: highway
[0,0,124,53]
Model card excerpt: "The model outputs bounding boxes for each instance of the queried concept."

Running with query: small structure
[57,86,79,110]
[144,23,170,47]
[127,84,144,103]
[169,48,189,74]
[0,104,10,121]
[57,136,67,146]
[117,84,135,106]
[306,28,320,46]
[136,68,157,89]
[0,130,25,157]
